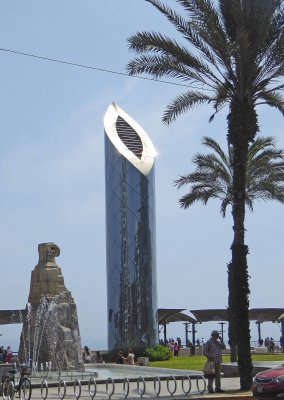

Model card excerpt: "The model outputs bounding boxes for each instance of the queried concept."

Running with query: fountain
[17,242,84,371]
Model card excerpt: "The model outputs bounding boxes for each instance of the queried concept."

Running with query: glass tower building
[104,103,158,351]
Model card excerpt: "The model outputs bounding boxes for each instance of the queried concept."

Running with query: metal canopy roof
[158,308,196,324]
[250,308,284,323]
[190,308,284,323]
[0,310,25,324]
[163,312,196,324]
[191,309,228,323]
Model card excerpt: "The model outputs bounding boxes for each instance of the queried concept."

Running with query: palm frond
[191,153,232,185]
[256,91,284,115]
[177,0,231,66]
[127,54,207,84]
[201,136,231,166]
[162,91,213,124]
[220,196,233,217]
[248,136,276,156]
[127,31,224,88]
[178,185,225,209]
[145,0,222,68]
[175,135,284,215]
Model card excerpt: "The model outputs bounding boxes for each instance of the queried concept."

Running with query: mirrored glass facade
[104,104,158,351]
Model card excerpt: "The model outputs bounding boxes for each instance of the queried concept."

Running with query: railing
[58,376,206,399]
[10,375,207,400]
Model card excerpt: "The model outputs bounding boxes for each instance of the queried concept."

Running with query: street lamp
[255,321,262,344]
[218,322,226,340]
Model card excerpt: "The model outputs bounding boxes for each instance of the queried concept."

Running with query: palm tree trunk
[227,100,258,390]
[227,264,237,362]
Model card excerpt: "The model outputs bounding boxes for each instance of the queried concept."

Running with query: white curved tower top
[104,103,156,176]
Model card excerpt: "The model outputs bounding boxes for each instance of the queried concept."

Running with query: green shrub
[146,345,172,361]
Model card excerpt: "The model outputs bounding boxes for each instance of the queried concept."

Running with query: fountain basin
[21,363,203,387]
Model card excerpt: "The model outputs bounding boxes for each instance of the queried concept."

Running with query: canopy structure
[250,308,284,323]
[190,308,284,342]
[190,308,284,323]
[157,308,284,345]
[250,309,284,342]
[190,309,228,323]
[158,308,196,324]
[158,308,197,344]
[0,310,25,325]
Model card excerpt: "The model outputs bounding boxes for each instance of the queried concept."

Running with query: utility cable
[0,47,203,89]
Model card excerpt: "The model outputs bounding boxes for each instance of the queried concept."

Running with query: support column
[183,322,189,347]
[256,321,261,344]
[163,321,167,344]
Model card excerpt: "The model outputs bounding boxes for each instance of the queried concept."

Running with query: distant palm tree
[126,0,284,389]
[175,136,284,216]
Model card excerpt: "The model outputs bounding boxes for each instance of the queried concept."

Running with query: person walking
[269,338,275,353]
[203,330,226,393]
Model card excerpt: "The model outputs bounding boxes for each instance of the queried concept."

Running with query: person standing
[173,342,179,356]
[0,346,4,363]
[116,350,125,364]
[269,338,275,353]
[203,330,226,393]
[96,351,104,363]
[82,346,91,363]
[5,346,13,363]
[280,336,284,353]
[126,349,135,365]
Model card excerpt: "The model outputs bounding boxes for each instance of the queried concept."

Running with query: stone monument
[18,242,84,370]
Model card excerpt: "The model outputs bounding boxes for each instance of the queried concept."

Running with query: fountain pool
[85,364,203,381]
[13,364,203,385]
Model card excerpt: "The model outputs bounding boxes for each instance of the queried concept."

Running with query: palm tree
[175,136,284,216]
[175,135,284,362]
[126,0,284,390]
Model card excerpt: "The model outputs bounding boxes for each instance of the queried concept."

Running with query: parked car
[252,365,284,399]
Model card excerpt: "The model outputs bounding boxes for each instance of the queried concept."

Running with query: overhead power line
[0,47,193,89]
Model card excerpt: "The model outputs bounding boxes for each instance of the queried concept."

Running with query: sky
[0,1,283,351]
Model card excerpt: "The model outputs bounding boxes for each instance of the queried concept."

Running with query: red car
[252,365,284,399]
